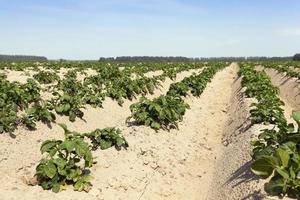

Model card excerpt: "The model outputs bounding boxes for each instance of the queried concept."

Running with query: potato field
[0,61,300,200]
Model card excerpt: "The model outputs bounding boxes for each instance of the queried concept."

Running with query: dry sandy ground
[0,64,299,200]
[207,74,270,200]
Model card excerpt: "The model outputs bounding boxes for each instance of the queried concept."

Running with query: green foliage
[128,95,190,130]
[22,79,41,103]
[167,64,225,97]
[53,93,84,122]
[240,65,287,125]
[127,63,225,131]
[251,112,300,198]
[58,75,84,96]
[65,69,78,79]
[163,68,177,80]
[167,82,190,97]
[84,127,128,150]
[0,61,207,131]
[0,73,6,79]
[59,73,104,108]
[83,74,104,90]
[250,99,286,125]
[36,124,127,193]
[22,102,56,129]
[82,88,104,108]
[258,61,300,80]
[33,71,59,84]
[0,78,41,132]
[106,76,162,105]
[0,104,18,133]
[240,63,300,198]
[0,79,41,110]
[36,124,93,193]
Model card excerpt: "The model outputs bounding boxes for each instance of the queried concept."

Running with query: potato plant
[22,102,56,129]
[128,95,190,130]
[84,127,128,150]
[167,64,225,97]
[0,78,41,132]
[251,112,300,198]
[33,71,60,84]
[58,76,84,96]
[53,93,84,122]
[82,88,105,108]
[2,61,204,130]
[0,104,18,133]
[36,124,93,193]
[106,76,162,105]
[167,82,190,97]
[240,65,287,125]
[36,124,128,193]
[163,68,177,80]
[250,100,286,125]
[21,79,41,103]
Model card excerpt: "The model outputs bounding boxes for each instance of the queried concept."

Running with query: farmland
[0,60,300,200]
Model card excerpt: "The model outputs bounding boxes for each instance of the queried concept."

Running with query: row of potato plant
[240,61,300,79]
[259,61,300,79]
[31,62,209,192]
[127,63,226,130]
[0,62,206,132]
[239,63,300,198]
[0,60,207,74]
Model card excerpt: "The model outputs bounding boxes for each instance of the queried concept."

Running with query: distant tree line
[99,56,191,62]
[99,56,293,62]
[0,54,297,62]
[246,56,292,61]
[0,54,47,61]
[293,53,300,61]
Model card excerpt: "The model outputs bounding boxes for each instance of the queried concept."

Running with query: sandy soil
[3,70,35,84]
[208,74,267,200]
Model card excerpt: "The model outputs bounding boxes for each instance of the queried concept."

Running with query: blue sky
[0,0,299,59]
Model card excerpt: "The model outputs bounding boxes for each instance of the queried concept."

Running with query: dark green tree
[293,53,300,61]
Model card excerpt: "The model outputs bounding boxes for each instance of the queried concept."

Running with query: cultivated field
[0,61,300,200]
